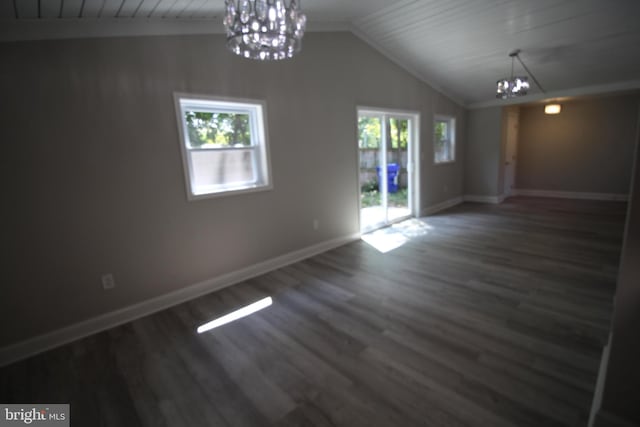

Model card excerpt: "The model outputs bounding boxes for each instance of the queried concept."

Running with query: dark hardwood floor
[0,197,628,427]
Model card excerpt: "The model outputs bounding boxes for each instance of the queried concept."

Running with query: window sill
[188,183,273,201]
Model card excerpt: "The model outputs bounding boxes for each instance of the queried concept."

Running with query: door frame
[503,109,519,198]
[356,106,421,233]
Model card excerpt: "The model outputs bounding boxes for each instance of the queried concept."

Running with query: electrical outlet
[101,273,116,290]
[313,219,319,230]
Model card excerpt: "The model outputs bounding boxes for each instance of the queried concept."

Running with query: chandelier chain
[514,54,546,94]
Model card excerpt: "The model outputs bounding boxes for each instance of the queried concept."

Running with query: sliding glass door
[358,109,416,233]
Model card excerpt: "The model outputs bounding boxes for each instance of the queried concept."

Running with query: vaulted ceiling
[2,0,640,107]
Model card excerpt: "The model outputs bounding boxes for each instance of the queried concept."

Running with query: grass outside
[361,188,408,208]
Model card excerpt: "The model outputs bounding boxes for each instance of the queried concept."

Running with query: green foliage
[185,111,251,148]
[360,188,409,208]
[389,118,409,149]
[361,180,378,193]
[358,116,409,149]
[360,190,379,208]
[434,120,447,145]
[388,188,409,207]
[358,116,381,148]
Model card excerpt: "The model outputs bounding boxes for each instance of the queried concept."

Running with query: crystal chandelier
[496,50,530,99]
[223,0,307,61]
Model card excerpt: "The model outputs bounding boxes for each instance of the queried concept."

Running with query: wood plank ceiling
[351,0,640,105]
[1,0,390,21]
[2,0,640,106]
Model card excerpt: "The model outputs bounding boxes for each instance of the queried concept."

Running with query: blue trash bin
[376,163,400,193]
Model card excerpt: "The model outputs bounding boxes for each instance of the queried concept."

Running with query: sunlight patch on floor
[196,297,272,334]
[361,206,411,233]
[361,218,433,253]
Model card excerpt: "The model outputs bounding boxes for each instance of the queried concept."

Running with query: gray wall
[598,106,640,425]
[517,94,639,194]
[464,107,503,196]
[0,32,465,348]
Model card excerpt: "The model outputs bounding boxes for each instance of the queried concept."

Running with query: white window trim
[173,92,273,201]
[433,114,456,165]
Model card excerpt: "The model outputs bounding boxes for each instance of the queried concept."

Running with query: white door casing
[504,111,519,196]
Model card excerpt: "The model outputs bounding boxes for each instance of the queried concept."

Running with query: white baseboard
[421,196,464,216]
[420,195,506,216]
[463,194,505,204]
[0,233,360,368]
[512,189,629,201]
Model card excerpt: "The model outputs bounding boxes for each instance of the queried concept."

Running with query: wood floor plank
[0,197,626,426]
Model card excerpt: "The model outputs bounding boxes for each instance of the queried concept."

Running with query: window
[434,116,455,164]
[174,94,272,200]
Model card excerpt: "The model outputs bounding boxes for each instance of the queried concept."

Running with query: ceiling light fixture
[496,49,545,99]
[544,104,561,114]
[223,0,307,61]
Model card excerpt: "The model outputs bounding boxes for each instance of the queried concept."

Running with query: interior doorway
[357,108,419,233]
[503,109,519,197]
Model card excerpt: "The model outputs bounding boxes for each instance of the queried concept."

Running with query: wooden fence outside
[359,148,409,189]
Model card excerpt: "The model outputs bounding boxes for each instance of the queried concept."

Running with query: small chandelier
[223,0,307,61]
[496,50,530,99]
